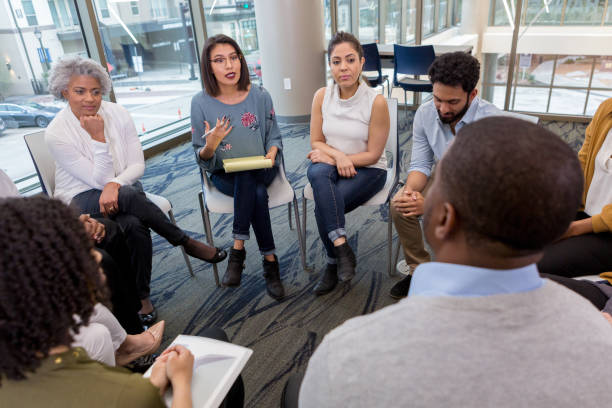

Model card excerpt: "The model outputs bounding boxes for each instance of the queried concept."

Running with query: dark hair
[327,31,363,63]
[201,34,250,97]
[439,116,583,251]
[428,51,480,93]
[0,197,106,382]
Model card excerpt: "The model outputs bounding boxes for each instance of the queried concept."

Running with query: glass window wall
[1,0,86,189]
[359,0,379,43]
[92,0,201,139]
[202,0,261,85]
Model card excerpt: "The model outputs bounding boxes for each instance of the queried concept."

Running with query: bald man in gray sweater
[294,117,612,407]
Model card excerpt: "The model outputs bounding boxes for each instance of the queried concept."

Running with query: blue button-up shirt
[409,97,501,177]
[408,262,543,297]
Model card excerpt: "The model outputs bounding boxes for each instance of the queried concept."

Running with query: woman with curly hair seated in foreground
[0,197,194,408]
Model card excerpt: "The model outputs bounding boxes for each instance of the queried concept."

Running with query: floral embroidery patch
[241,112,259,131]
[219,142,232,152]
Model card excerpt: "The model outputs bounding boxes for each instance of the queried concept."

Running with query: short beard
[437,98,470,124]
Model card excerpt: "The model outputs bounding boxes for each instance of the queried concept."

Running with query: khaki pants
[391,175,433,267]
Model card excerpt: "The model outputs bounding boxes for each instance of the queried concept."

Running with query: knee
[307,163,333,184]
[198,327,229,342]
[118,215,148,237]
[254,184,268,202]
[390,205,417,227]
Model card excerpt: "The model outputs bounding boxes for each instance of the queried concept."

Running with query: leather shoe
[116,321,165,366]
[223,248,246,287]
[389,274,412,299]
[313,264,338,296]
[335,242,356,282]
[184,238,227,264]
[138,308,157,326]
[263,255,285,300]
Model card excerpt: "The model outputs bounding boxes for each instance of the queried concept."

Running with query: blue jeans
[307,163,387,263]
[211,167,277,255]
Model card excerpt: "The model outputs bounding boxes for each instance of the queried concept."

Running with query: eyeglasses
[210,54,241,65]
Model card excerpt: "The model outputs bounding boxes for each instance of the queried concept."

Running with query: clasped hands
[392,185,424,217]
[79,214,106,244]
[307,149,357,178]
[149,345,195,396]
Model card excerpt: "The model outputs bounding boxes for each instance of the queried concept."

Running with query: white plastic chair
[23,130,195,276]
[301,98,400,276]
[197,158,306,287]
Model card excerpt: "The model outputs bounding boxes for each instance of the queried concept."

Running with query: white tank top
[321,81,387,170]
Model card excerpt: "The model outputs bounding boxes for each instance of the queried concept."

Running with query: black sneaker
[263,255,285,300]
[389,274,412,299]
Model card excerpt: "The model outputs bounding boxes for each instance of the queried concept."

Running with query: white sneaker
[396,260,412,275]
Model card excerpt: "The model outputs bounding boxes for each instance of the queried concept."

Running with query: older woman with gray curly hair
[45,57,227,325]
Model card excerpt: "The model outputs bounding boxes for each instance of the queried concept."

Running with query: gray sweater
[191,85,282,172]
[299,280,612,407]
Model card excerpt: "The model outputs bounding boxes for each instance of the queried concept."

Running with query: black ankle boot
[313,264,338,296]
[263,255,285,300]
[335,242,356,282]
[223,248,246,287]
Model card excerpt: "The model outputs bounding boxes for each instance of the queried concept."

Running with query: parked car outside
[0,103,57,128]
[24,102,62,113]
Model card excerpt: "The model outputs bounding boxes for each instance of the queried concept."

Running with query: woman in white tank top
[307,32,390,296]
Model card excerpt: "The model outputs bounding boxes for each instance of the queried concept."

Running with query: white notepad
[143,334,252,408]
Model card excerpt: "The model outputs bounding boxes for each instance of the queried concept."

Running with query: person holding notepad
[191,34,285,300]
[307,32,390,295]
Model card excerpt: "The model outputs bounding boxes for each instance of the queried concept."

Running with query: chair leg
[387,208,396,277]
[301,195,312,272]
[198,191,221,287]
[288,202,293,230]
[292,197,310,272]
[386,78,391,98]
[393,238,401,269]
[168,208,194,278]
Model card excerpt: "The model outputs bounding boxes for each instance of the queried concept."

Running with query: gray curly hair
[48,56,112,99]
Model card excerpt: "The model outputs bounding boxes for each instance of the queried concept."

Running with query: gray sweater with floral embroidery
[191,85,282,172]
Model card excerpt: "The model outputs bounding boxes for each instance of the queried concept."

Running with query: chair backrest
[503,111,540,125]
[386,98,399,188]
[23,130,56,196]
[393,44,435,83]
[362,43,383,75]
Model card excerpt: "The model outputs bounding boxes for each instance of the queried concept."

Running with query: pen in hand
[201,126,217,139]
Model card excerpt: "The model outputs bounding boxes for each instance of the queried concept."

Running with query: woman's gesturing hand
[204,116,233,149]
[335,152,357,178]
[80,114,105,143]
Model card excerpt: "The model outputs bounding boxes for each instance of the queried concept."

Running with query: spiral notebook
[143,334,252,408]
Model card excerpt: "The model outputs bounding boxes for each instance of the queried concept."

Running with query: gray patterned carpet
[139,111,584,408]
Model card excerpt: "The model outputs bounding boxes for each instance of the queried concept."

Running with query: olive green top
[0,347,165,408]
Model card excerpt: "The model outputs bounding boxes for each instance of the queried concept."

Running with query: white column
[254,0,325,122]
[459,0,490,56]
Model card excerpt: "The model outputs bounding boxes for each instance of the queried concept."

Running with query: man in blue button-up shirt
[390,52,501,299]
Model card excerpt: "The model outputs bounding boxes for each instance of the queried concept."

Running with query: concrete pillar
[254,0,326,122]
[459,0,491,91]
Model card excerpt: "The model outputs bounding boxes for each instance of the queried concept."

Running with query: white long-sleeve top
[45,100,145,204]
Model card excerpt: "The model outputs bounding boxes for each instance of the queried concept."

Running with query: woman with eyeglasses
[191,34,285,301]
